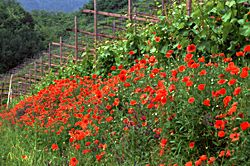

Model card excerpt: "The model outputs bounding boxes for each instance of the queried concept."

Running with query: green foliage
[0,0,43,74]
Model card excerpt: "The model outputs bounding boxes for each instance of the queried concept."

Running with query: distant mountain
[17,0,89,13]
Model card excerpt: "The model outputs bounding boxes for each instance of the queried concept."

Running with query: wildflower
[218,131,225,138]
[198,56,205,62]
[82,149,91,154]
[226,150,231,157]
[160,138,168,148]
[240,122,249,131]
[223,96,232,107]
[219,150,225,157]
[129,50,135,55]
[188,97,195,104]
[236,51,244,57]
[189,141,195,149]
[198,84,206,91]
[69,157,78,166]
[195,159,202,166]
[185,161,193,166]
[200,155,207,161]
[159,149,164,156]
[233,87,241,96]
[208,157,216,165]
[240,67,249,78]
[228,79,237,86]
[22,155,28,160]
[177,65,186,72]
[187,44,196,52]
[229,133,240,142]
[110,66,116,70]
[203,99,211,107]
[119,74,127,82]
[51,144,59,151]
[214,120,225,130]
[177,44,182,50]
[155,36,161,42]
[243,45,250,52]
[199,70,207,76]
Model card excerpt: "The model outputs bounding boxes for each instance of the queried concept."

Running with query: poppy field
[0,42,249,165]
[1,1,250,165]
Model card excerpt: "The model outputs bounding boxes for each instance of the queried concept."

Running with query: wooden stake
[7,74,13,109]
[48,43,51,70]
[128,0,132,20]
[94,0,97,43]
[94,0,97,64]
[60,36,63,65]
[74,17,78,61]
[0,82,4,105]
[34,62,37,83]
[186,0,192,16]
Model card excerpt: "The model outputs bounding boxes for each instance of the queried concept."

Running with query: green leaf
[225,0,236,7]
[240,25,250,36]
[222,11,232,22]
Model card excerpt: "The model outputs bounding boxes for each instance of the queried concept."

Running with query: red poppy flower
[200,155,207,161]
[177,44,182,50]
[155,36,161,42]
[228,79,237,86]
[214,120,225,130]
[236,51,244,57]
[233,87,241,96]
[208,157,216,164]
[199,70,207,76]
[160,138,168,148]
[51,144,59,151]
[185,161,193,166]
[240,67,249,78]
[219,150,225,157]
[69,157,78,166]
[198,56,205,63]
[129,50,135,55]
[229,133,240,142]
[110,66,116,70]
[217,79,227,85]
[218,131,225,138]
[188,97,195,104]
[178,65,186,72]
[187,44,196,52]
[243,45,250,52]
[198,84,206,91]
[203,99,211,106]
[186,80,193,87]
[22,155,28,160]
[223,96,232,107]
[240,121,249,131]
[189,141,195,149]
[119,74,127,82]
[195,159,202,166]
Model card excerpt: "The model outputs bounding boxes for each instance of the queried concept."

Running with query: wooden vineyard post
[60,36,63,65]
[94,0,97,64]
[74,17,78,61]
[41,56,44,76]
[0,82,4,105]
[162,0,166,16]
[112,20,116,35]
[7,74,13,109]
[48,43,51,70]
[128,0,132,20]
[29,70,32,87]
[34,62,37,83]
[186,0,192,16]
